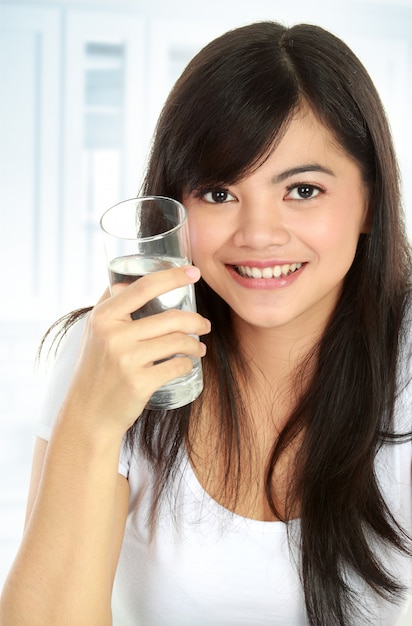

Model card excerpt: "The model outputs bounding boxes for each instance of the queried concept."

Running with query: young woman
[1,21,411,626]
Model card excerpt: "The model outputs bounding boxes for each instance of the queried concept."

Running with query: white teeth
[236,262,302,278]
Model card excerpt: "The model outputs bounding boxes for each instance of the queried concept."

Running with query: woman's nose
[232,198,291,250]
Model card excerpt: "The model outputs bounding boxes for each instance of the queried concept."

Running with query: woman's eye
[286,184,322,200]
[202,189,235,203]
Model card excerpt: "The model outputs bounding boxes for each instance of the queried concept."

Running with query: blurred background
[0,0,411,616]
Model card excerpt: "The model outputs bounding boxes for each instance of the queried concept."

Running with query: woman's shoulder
[399,294,412,378]
[391,293,412,437]
[36,311,89,441]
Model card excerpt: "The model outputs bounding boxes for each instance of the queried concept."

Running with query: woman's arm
[0,432,129,626]
[0,265,208,626]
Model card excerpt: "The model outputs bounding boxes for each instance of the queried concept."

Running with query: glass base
[146,361,203,410]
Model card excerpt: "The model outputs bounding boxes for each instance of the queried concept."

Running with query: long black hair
[50,21,412,626]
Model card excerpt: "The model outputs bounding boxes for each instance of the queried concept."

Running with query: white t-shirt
[36,315,412,626]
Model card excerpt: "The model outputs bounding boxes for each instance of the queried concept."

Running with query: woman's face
[184,107,369,336]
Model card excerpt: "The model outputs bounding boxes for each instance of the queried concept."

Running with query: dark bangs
[281,24,380,192]
[143,22,300,199]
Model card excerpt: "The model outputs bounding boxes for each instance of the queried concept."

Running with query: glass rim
[99,195,188,242]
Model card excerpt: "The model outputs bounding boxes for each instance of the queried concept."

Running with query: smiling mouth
[234,262,303,278]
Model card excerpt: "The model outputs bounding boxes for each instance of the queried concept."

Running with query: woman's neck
[232,313,324,386]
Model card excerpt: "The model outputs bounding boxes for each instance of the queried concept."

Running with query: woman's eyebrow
[271,164,335,184]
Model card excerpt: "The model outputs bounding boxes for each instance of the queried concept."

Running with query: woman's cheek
[188,217,210,265]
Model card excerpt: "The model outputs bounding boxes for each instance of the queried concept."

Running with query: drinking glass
[100,196,203,409]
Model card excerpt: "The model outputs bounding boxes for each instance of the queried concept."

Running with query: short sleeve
[36,314,129,479]
[36,315,86,441]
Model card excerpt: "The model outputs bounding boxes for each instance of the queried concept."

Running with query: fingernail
[185,265,201,281]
